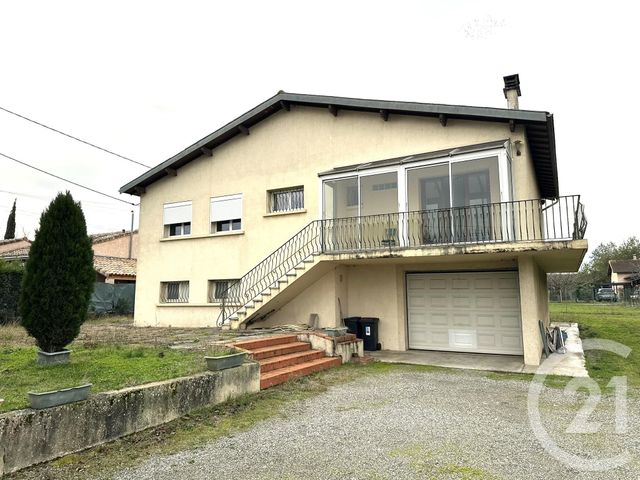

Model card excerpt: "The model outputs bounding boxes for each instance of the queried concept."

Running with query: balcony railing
[218,195,586,325]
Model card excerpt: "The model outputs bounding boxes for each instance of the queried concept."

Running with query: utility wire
[0,105,151,168]
[0,151,138,206]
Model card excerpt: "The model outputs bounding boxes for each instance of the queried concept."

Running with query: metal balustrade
[218,195,586,325]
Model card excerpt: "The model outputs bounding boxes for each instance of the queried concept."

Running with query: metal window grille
[160,281,189,303]
[270,187,304,213]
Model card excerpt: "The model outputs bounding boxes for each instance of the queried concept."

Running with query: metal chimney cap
[503,74,521,98]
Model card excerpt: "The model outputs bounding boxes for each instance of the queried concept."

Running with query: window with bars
[160,281,189,303]
[269,187,304,213]
[208,279,239,302]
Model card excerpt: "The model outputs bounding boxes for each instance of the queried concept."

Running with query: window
[210,194,243,233]
[160,281,189,303]
[163,201,192,237]
[269,186,304,213]
[208,279,239,302]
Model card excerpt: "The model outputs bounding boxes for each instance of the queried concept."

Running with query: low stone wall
[296,332,364,363]
[0,362,260,475]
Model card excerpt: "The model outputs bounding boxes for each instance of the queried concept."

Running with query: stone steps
[230,334,342,389]
[260,357,342,389]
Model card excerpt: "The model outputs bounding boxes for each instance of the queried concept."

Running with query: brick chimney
[503,74,521,110]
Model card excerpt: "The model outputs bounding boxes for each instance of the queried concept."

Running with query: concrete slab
[369,349,526,373]
[524,322,589,377]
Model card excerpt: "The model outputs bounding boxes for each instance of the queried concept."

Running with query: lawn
[550,302,640,388]
[0,344,208,412]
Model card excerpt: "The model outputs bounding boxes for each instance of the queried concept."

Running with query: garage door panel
[428,312,449,326]
[476,314,497,328]
[429,295,449,308]
[499,314,520,329]
[428,278,448,289]
[407,271,522,355]
[452,313,473,327]
[477,333,497,348]
[452,278,471,289]
[476,296,494,308]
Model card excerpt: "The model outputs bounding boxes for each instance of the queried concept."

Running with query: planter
[37,349,71,366]
[205,351,247,371]
[28,384,92,409]
[323,327,348,337]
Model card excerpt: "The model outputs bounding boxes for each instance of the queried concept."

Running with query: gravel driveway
[113,369,640,479]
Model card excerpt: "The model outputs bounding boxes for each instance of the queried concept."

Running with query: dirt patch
[0,317,238,351]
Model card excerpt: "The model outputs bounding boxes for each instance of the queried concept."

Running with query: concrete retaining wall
[0,362,260,475]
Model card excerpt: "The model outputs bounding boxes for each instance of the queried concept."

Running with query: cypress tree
[20,192,94,352]
[3,199,16,239]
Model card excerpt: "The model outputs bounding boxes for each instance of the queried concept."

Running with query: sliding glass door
[407,163,451,244]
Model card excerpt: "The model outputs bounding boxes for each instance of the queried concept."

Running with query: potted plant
[205,345,247,371]
[28,383,92,409]
[19,192,95,365]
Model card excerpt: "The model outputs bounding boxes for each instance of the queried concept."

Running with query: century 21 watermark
[527,338,632,472]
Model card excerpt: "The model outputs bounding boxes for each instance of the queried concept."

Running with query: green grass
[550,302,640,388]
[0,345,207,412]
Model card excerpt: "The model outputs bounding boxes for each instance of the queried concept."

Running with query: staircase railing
[217,195,586,326]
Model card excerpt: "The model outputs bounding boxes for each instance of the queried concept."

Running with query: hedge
[0,260,24,325]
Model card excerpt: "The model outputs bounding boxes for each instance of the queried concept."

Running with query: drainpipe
[128,210,134,259]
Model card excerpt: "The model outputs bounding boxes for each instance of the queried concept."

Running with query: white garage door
[407,271,523,355]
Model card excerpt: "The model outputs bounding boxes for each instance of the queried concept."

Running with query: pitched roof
[120,91,559,199]
[609,259,640,274]
[90,230,138,244]
[0,246,30,260]
[0,237,30,246]
[93,255,137,277]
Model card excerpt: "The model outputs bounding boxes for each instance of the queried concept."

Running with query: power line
[0,151,138,206]
[0,105,151,168]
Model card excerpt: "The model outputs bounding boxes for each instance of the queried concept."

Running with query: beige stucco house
[121,75,588,367]
[608,259,640,296]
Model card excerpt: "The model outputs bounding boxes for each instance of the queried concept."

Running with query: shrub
[0,260,24,325]
[19,192,95,352]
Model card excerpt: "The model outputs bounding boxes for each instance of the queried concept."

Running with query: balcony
[321,195,586,253]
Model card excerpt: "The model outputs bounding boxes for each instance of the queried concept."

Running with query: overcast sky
[1,1,638,256]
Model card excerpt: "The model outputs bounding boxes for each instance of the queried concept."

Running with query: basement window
[208,279,240,303]
[160,281,189,303]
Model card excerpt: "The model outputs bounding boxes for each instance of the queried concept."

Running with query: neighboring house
[0,237,31,255]
[0,230,138,283]
[91,230,138,259]
[608,259,640,296]
[94,256,137,284]
[120,75,588,367]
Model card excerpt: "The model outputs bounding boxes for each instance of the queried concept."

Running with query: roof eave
[120,92,556,196]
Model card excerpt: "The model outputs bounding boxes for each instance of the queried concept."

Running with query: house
[608,259,640,297]
[0,230,138,283]
[0,237,31,255]
[120,75,588,367]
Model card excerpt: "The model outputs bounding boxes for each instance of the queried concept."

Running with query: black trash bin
[344,317,362,337]
[360,317,380,351]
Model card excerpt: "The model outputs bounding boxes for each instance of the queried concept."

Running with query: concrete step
[260,357,342,389]
[259,349,326,373]
[232,334,298,351]
[250,341,311,360]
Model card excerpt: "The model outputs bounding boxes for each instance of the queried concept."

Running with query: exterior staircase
[227,254,326,330]
[231,334,341,389]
